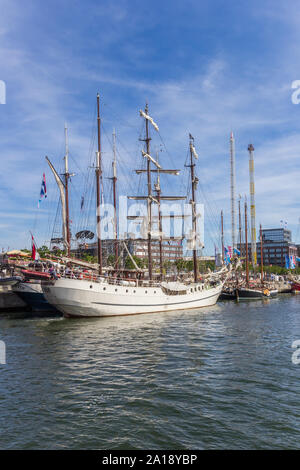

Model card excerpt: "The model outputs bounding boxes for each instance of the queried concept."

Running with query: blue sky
[1,0,300,253]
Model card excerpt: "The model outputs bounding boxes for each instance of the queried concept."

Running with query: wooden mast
[144,103,153,280]
[260,224,264,287]
[129,106,182,280]
[189,134,198,283]
[221,210,224,264]
[245,201,249,287]
[96,93,103,274]
[238,198,242,258]
[112,129,118,271]
[64,124,71,257]
[155,151,163,280]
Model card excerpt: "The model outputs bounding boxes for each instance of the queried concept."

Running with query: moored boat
[42,96,228,318]
[237,286,278,300]
[219,287,238,301]
[13,280,61,315]
[43,275,224,318]
[292,281,300,294]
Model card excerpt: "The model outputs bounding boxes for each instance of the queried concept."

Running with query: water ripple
[0,296,300,449]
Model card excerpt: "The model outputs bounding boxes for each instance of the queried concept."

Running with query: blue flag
[38,173,47,208]
[224,247,230,265]
[285,255,290,269]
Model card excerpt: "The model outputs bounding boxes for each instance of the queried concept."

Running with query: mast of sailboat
[230,132,236,251]
[129,106,183,280]
[96,93,103,274]
[245,201,249,287]
[144,104,153,280]
[189,134,198,283]
[238,197,242,258]
[45,156,68,249]
[112,129,118,271]
[221,210,224,264]
[155,150,163,280]
[64,124,71,257]
[260,224,264,287]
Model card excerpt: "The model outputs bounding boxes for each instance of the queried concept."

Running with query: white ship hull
[42,278,223,318]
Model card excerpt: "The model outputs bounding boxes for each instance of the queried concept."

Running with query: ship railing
[59,272,162,288]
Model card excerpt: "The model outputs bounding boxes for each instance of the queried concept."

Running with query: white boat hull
[42,278,223,318]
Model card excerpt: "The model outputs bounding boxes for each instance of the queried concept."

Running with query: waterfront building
[237,228,298,267]
[127,238,183,263]
[76,238,183,265]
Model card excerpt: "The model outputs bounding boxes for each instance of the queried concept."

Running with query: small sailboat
[42,95,228,318]
[237,209,277,299]
[12,126,73,316]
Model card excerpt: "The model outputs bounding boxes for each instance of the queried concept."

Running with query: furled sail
[141,150,161,169]
[139,110,159,132]
[190,144,198,159]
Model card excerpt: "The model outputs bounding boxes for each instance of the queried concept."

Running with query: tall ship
[42,95,228,317]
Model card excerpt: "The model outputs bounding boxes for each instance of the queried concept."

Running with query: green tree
[175,258,186,273]
[125,255,145,270]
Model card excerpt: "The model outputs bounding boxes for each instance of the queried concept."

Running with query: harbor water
[0,295,300,449]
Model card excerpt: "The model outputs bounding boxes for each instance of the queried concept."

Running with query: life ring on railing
[263,289,270,297]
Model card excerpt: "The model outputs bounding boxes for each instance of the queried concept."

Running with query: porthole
[145,291,147,294]
[90,285,93,289]
[126,289,128,293]
[103,287,106,291]
[133,290,136,293]
[115,288,118,292]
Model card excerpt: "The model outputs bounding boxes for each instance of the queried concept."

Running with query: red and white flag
[31,234,39,260]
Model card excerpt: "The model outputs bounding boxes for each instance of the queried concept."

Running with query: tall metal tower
[230,132,236,250]
[248,143,257,266]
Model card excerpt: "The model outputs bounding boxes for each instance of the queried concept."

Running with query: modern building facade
[77,238,183,265]
[237,228,298,267]
[127,239,183,263]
